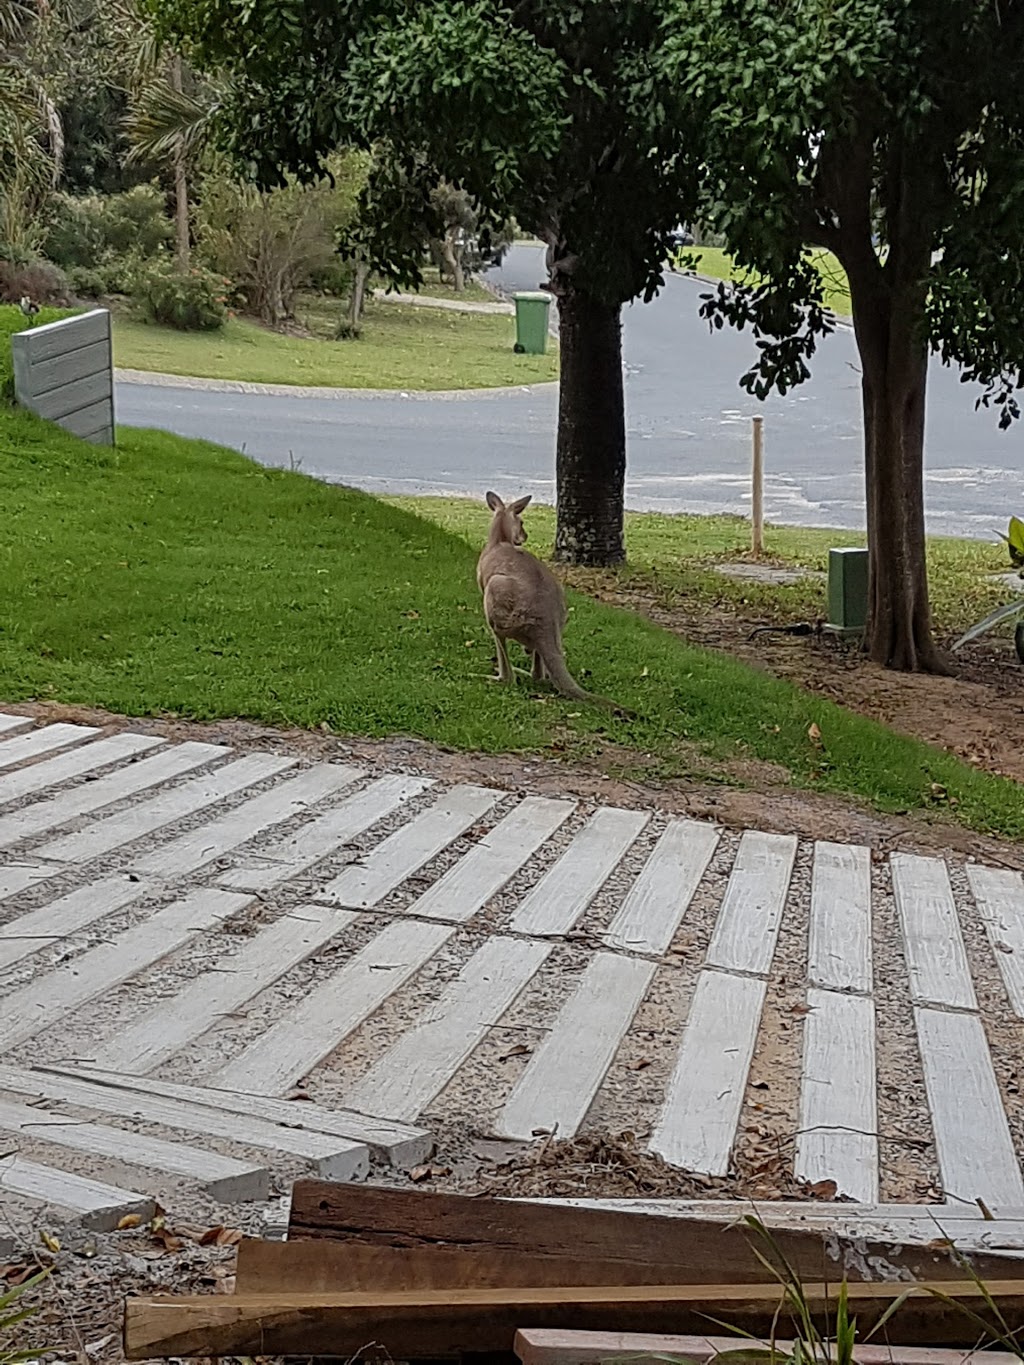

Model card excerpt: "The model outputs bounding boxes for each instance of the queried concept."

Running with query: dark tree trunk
[851,286,948,673]
[554,288,626,566]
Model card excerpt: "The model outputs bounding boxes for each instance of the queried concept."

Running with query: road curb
[114,368,558,402]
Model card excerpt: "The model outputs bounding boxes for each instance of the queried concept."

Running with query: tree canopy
[148,0,702,564]
[658,0,1024,669]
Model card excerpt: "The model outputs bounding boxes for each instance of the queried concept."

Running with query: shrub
[196,152,365,323]
[0,258,72,307]
[65,264,107,298]
[0,303,75,402]
[131,260,227,331]
[42,185,172,270]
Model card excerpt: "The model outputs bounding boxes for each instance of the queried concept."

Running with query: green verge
[0,407,1020,839]
[681,245,853,317]
[393,498,1012,640]
[112,292,557,390]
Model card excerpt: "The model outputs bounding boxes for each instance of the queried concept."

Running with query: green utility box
[513,291,551,355]
[826,546,869,637]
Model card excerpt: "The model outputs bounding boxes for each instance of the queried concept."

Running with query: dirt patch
[589,585,1024,788]
[3,700,1021,868]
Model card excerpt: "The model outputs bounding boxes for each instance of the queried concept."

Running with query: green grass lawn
[400,267,496,304]
[112,293,557,390]
[681,246,853,317]
[393,499,1013,641]
[0,404,1021,839]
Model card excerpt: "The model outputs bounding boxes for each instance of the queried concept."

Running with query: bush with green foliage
[130,260,228,331]
[196,153,366,324]
[0,258,71,307]
[0,304,75,401]
[43,185,173,271]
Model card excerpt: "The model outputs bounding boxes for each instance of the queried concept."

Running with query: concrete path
[116,245,1024,539]
[1,715,1022,1246]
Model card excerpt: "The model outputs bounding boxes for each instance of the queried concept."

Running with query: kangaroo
[476,490,628,714]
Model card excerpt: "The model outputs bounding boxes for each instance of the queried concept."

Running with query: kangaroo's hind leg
[531,651,548,680]
[492,631,514,682]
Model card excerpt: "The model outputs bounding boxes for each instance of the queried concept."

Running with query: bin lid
[513,291,551,303]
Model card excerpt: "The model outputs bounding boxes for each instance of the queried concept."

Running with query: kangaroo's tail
[538,645,634,718]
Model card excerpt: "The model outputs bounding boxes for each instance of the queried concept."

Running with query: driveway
[116,244,1024,538]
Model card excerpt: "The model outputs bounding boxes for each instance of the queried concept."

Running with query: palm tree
[113,0,218,267]
[0,0,65,257]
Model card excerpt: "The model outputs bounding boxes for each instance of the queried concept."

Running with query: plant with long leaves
[0,1270,49,1365]
[953,517,1024,661]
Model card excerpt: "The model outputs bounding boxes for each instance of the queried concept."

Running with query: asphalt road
[117,243,1023,538]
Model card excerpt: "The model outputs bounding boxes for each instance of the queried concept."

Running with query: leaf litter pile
[463,1131,847,1201]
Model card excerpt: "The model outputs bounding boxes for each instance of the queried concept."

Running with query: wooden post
[751,415,764,556]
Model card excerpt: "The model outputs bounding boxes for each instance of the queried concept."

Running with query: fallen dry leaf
[788,1002,812,1015]
[807,722,823,746]
[151,1227,184,1254]
[199,1225,242,1247]
[409,1163,451,1183]
[628,1057,652,1071]
[39,1230,60,1252]
[808,1178,838,1200]
[116,1214,142,1231]
[498,1044,531,1063]
[285,1089,314,1102]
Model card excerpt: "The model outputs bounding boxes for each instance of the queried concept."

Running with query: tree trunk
[554,288,626,566]
[442,230,463,292]
[853,291,948,673]
[170,56,190,271]
[348,258,370,329]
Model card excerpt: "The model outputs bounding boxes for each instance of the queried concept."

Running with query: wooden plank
[408,796,575,923]
[235,1237,703,1294]
[209,918,455,1095]
[52,1066,433,1167]
[91,905,358,1074]
[510,807,650,937]
[133,763,356,876]
[0,740,229,852]
[808,841,873,993]
[892,853,976,1009]
[795,987,878,1203]
[285,1181,1024,1282]
[0,1065,368,1179]
[514,1328,1024,1365]
[531,1198,1024,1245]
[0,722,99,769]
[0,860,61,902]
[34,750,291,863]
[0,888,252,1051]
[705,831,798,975]
[967,865,1024,1018]
[31,370,111,422]
[649,970,766,1175]
[495,952,655,1140]
[344,936,552,1121]
[18,309,109,362]
[27,339,109,395]
[602,819,719,956]
[319,784,501,908]
[0,874,151,971]
[1,1153,153,1232]
[219,773,432,891]
[0,1097,268,1202]
[914,1006,1024,1206]
[0,731,162,807]
[0,714,32,735]
[123,1281,1024,1359]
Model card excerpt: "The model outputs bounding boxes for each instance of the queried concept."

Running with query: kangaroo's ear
[485,491,504,512]
[510,494,532,515]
